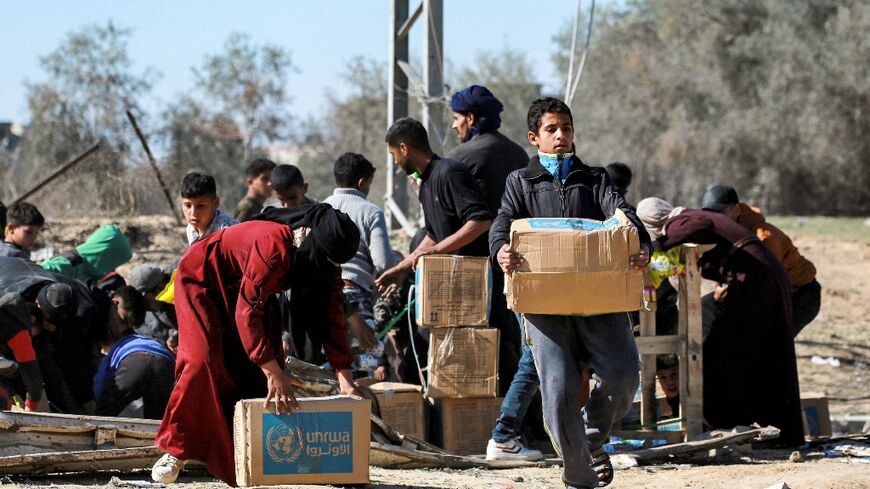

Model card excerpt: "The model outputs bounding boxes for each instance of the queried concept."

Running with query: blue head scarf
[450,85,504,142]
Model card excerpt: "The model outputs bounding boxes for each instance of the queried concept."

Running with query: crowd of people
[0,86,820,489]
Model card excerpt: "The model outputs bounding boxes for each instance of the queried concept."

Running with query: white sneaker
[151,453,184,483]
[486,437,544,461]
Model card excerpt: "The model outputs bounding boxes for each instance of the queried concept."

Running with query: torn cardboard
[427,327,499,399]
[370,382,426,440]
[415,255,491,327]
[233,396,370,486]
[507,209,643,315]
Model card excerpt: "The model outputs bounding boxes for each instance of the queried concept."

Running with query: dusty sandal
[590,448,614,487]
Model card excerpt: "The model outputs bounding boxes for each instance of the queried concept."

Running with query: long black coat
[659,210,803,446]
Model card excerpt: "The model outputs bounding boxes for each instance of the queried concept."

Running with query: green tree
[18,22,156,215]
[553,0,869,214]
[295,56,391,203]
[456,47,541,154]
[158,97,247,207]
[193,32,295,159]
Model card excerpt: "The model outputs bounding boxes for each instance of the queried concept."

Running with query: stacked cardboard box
[415,255,492,328]
[415,255,502,455]
[369,382,426,440]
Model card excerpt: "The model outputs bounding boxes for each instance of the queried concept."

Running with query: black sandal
[590,447,614,487]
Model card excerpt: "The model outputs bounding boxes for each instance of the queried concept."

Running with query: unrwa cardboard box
[233,396,370,486]
[370,382,426,440]
[415,255,491,327]
[433,397,503,455]
[427,327,499,398]
[507,209,643,315]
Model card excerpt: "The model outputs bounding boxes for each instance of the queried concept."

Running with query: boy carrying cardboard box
[488,97,652,488]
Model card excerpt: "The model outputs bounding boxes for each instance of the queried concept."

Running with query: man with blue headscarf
[447,85,529,215]
[447,86,539,460]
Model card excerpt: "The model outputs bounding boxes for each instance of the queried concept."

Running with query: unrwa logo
[266,424,304,464]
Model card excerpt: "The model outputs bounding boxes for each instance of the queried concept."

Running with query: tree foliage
[10,22,157,215]
[295,56,390,202]
[192,32,295,159]
[558,0,869,214]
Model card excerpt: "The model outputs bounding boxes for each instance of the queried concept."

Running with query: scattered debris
[764,483,790,489]
[610,454,638,470]
[811,355,841,367]
[789,451,803,463]
[625,426,780,462]
[108,476,165,488]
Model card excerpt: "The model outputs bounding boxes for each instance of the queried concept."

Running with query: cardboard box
[233,396,370,486]
[427,327,499,399]
[436,397,503,455]
[801,392,832,437]
[415,255,491,327]
[369,382,426,440]
[507,209,643,315]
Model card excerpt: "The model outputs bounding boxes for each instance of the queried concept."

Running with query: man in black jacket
[376,118,491,286]
[446,85,529,216]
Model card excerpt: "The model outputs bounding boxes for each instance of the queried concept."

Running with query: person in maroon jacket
[152,204,361,486]
[640,200,804,447]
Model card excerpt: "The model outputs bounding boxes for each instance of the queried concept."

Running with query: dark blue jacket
[489,155,652,259]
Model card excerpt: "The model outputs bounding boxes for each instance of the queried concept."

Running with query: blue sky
[0,1,601,123]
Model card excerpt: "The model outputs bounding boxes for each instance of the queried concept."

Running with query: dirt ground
[6,456,870,489]
[19,215,869,489]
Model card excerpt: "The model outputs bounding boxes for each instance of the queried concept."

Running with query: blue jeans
[491,314,540,442]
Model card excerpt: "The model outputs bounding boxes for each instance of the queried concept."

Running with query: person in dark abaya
[152,204,361,486]
[638,199,804,446]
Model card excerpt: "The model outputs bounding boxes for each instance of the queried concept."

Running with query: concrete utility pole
[385,0,445,235]
[386,0,411,234]
[422,0,444,156]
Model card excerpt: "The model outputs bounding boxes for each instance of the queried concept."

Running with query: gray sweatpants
[525,313,639,489]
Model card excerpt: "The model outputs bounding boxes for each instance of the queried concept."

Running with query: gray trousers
[525,313,639,489]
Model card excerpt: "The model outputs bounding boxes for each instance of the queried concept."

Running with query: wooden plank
[612,429,685,445]
[680,246,704,439]
[0,410,159,436]
[627,426,780,461]
[638,309,658,433]
[0,430,155,457]
[635,335,684,355]
[0,446,162,475]
[370,442,546,470]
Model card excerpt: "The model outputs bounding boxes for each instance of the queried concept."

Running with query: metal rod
[11,142,101,205]
[568,0,596,105]
[397,1,423,40]
[565,0,582,100]
[126,110,183,226]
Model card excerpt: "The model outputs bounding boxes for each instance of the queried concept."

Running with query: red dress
[155,220,351,485]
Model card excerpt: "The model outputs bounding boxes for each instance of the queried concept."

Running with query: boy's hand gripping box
[233,396,370,486]
[415,255,491,327]
[507,209,643,315]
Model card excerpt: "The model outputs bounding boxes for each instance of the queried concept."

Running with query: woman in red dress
[152,204,360,485]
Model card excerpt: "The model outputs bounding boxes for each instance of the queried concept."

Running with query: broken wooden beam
[0,446,162,475]
[370,442,550,470]
[0,411,158,456]
[11,142,100,205]
[626,426,780,461]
